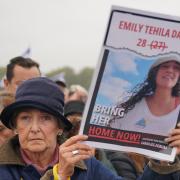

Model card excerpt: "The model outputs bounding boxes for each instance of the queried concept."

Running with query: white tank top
[110,98,180,136]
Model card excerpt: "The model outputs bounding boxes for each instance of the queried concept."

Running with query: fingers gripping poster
[79,6,180,161]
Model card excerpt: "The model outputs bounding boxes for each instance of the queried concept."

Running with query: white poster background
[106,11,180,55]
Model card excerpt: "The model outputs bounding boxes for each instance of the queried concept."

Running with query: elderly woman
[0,77,123,180]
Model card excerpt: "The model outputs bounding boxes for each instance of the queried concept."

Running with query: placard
[79,6,180,162]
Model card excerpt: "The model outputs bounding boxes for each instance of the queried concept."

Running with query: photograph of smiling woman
[109,52,180,136]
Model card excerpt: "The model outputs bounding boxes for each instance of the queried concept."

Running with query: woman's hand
[165,123,180,155]
[58,135,93,179]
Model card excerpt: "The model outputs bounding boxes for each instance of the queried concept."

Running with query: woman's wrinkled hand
[165,123,180,155]
[58,134,93,179]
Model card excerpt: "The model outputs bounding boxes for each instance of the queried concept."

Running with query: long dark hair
[118,64,180,115]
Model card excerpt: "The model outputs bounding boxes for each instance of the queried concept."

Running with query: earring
[14,130,18,135]
[57,130,63,136]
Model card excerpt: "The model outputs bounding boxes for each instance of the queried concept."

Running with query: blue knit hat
[0,77,72,130]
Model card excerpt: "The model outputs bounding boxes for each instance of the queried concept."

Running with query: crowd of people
[0,55,180,179]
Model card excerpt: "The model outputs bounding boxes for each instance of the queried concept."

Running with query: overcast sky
[0,0,180,73]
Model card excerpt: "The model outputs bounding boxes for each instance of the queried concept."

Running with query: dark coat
[138,158,180,180]
[105,151,149,180]
[0,137,122,180]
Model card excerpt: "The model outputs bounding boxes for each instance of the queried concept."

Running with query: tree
[76,67,94,90]
[0,67,6,79]
[46,66,94,90]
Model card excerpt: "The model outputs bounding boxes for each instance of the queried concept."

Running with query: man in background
[49,72,69,102]
[3,56,41,94]
[67,84,88,103]
[50,72,67,92]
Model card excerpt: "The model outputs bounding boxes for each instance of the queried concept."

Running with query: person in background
[140,122,180,180]
[67,84,88,103]
[64,100,85,138]
[0,77,123,180]
[0,91,15,146]
[105,151,148,179]
[3,56,41,94]
[50,72,69,103]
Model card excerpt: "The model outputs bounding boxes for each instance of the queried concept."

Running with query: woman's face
[156,61,180,89]
[15,109,61,153]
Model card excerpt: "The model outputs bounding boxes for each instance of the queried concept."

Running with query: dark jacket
[138,158,180,180]
[95,149,117,175]
[0,137,122,180]
[105,151,149,180]
[105,150,180,180]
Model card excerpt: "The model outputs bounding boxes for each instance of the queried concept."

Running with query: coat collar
[0,136,87,170]
[0,136,24,165]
